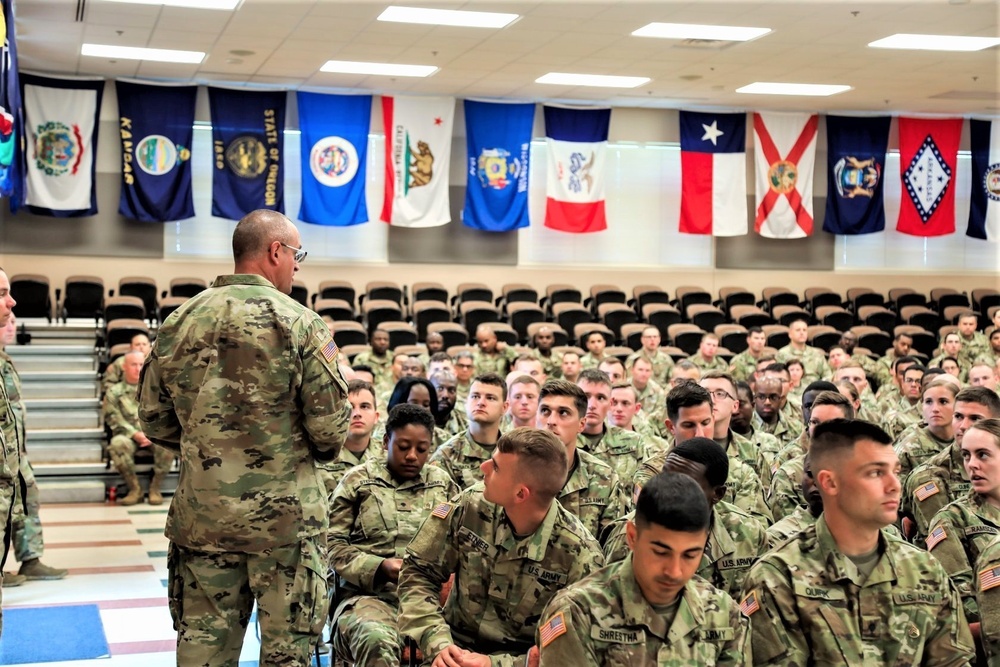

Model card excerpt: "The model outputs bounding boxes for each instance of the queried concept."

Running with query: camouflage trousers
[0,478,15,638]
[12,454,42,561]
[333,596,402,667]
[167,535,329,667]
[107,435,174,476]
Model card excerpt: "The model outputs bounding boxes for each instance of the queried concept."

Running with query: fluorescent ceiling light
[99,0,239,9]
[632,22,770,41]
[377,5,517,28]
[81,43,205,64]
[536,72,650,88]
[868,33,1000,51]
[320,60,438,77]
[736,81,851,96]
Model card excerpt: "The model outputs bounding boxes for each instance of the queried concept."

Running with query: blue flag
[116,81,196,222]
[968,119,1000,241]
[209,87,285,220]
[0,0,23,211]
[463,100,534,232]
[822,115,891,235]
[297,92,370,226]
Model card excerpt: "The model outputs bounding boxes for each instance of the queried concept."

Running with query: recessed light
[320,60,438,77]
[632,22,771,41]
[536,72,650,88]
[736,81,851,96]
[81,43,205,64]
[99,0,239,9]
[868,33,1000,51]
[377,6,518,29]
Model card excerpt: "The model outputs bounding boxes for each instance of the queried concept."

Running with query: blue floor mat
[0,604,110,664]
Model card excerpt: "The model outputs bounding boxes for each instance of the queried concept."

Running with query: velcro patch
[540,612,567,647]
[590,626,643,644]
[696,627,735,642]
[431,503,453,519]
[914,481,940,502]
[926,526,947,551]
[321,337,339,363]
[740,591,760,617]
[980,566,1000,592]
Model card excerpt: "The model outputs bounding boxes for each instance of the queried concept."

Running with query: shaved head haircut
[232,209,294,262]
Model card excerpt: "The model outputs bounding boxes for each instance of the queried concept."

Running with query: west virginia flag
[544,105,610,233]
[753,112,818,239]
[896,117,962,237]
[968,119,1000,241]
[822,115,891,235]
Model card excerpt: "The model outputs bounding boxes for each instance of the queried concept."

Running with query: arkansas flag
[967,119,999,241]
[753,112,818,238]
[543,105,610,233]
[380,95,454,228]
[897,117,962,237]
[678,110,747,236]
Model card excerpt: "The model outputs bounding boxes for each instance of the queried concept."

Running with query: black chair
[104,296,146,323]
[412,301,452,342]
[118,276,158,321]
[159,297,187,323]
[316,280,356,310]
[507,303,545,344]
[314,299,356,322]
[169,277,207,298]
[61,275,105,322]
[105,319,150,349]
[10,274,52,322]
[290,281,309,307]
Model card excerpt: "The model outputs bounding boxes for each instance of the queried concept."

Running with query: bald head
[232,209,297,263]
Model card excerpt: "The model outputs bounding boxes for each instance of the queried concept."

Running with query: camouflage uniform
[858,387,882,424]
[957,331,989,369]
[0,355,15,636]
[537,554,749,666]
[138,273,350,666]
[455,380,471,406]
[634,452,772,526]
[625,348,675,387]
[577,425,648,483]
[0,352,43,561]
[768,454,806,522]
[560,449,633,544]
[633,379,666,427]
[328,458,458,666]
[976,535,1000,666]
[740,515,975,665]
[604,501,767,600]
[317,441,382,501]
[902,445,971,548]
[728,350,763,383]
[876,382,903,413]
[883,397,922,440]
[100,355,125,396]
[895,425,952,482]
[687,353,729,374]
[776,344,830,384]
[926,492,999,623]
[428,430,496,490]
[396,487,605,666]
[443,408,467,437]
[104,380,175,476]
[473,347,518,376]
[579,352,607,371]
[751,409,804,449]
[766,507,901,550]
[352,347,393,389]
[531,349,563,380]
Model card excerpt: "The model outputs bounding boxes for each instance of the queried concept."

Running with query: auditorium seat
[330,321,368,348]
[553,303,593,337]
[668,324,706,356]
[888,288,927,312]
[428,322,469,349]
[574,322,613,348]
[526,322,568,347]
[943,305,978,324]
[599,302,639,342]
[158,296,188,322]
[107,343,131,364]
[453,282,494,310]
[815,305,855,332]
[604,346,633,363]
[362,299,404,336]
[772,305,811,327]
[498,283,538,313]
[289,281,309,307]
[717,287,756,315]
[586,284,626,314]
[807,325,841,352]
[316,280,356,309]
[858,306,897,334]
[621,323,649,351]
[901,306,941,333]
[972,288,1000,317]
[761,287,799,312]
[630,285,671,314]
[105,318,150,350]
[482,321,518,347]
[804,287,843,313]
[363,281,403,307]
[642,303,682,336]
[118,276,158,321]
[506,302,545,344]
[10,274,52,322]
[542,284,583,317]
[394,344,427,358]
[845,287,885,312]
[929,287,969,312]
[104,296,145,323]
[61,275,105,322]
[410,281,449,305]
[674,286,712,316]
[663,345,688,362]
[730,304,775,329]
[893,325,937,358]
[459,300,500,337]
[687,304,726,332]
[379,321,419,349]
[715,324,748,354]
[411,301,452,342]
[169,277,207,298]
[340,344,368,362]
[857,330,891,357]
[314,299,356,322]
[762,324,790,349]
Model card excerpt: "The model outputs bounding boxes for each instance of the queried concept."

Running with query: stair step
[37,479,106,504]
[22,398,101,429]
[6,344,97,356]
[34,461,110,476]
[28,427,105,442]
[26,442,104,464]
[20,371,99,399]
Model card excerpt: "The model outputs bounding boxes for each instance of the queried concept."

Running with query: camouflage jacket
[903,444,972,548]
[352,348,393,388]
[473,347,518,377]
[687,353,729,373]
[975,535,1000,665]
[429,430,497,491]
[577,424,648,484]
[728,350,762,383]
[101,354,125,396]
[531,348,563,380]
[776,344,830,384]
[0,352,25,451]
[103,380,142,440]
[560,448,633,544]
[625,348,675,387]
[317,440,383,501]
[768,454,806,523]
[895,425,953,482]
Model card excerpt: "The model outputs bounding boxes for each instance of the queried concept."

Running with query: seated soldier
[729,327,767,383]
[776,318,830,384]
[579,331,609,370]
[104,351,174,505]
[977,534,1000,665]
[329,404,458,667]
[576,369,648,483]
[597,357,625,385]
[101,332,150,395]
[530,326,563,380]
[473,325,517,376]
[608,383,670,453]
[512,354,547,385]
[625,325,675,386]
[688,333,729,373]
[317,379,381,499]
[397,427,605,666]
[353,328,392,389]
[430,373,507,490]
[504,374,540,431]
[536,471,749,665]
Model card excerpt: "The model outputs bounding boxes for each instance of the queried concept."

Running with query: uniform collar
[496,498,560,562]
[815,515,897,587]
[211,274,277,289]
[704,505,735,563]
[619,554,704,641]
[458,430,497,460]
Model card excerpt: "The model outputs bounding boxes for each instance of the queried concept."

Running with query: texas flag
[753,112,818,238]
[543,105,610,233]
[967,119,999,241]
[678,111,747,236]
[897,117,962,237]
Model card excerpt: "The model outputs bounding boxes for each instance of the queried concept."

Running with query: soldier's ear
[383,432,390,450]
[625,520,638,550]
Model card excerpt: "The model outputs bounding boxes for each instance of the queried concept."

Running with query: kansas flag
[678,111,747,236]
[897,117,962,237]
[463,100,534,232]
[116,81,197,223]
[543,105,610,233]
[822,115,891,235]
[297,92,371,226]
[968,119,1000,241]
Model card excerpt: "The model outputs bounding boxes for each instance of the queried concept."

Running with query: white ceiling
[13,0,1000,114]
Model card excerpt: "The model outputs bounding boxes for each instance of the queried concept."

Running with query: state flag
[462,99,534,232]
[208,87,286,220]
[896,117,962,237]
[967,118,1000,241]
[0,0,24,209]
[678,110,747,236]
[21,74,104,217]
[822,115,891,235]
[380,95,454,228]
[753,112,818,238]
[543,105,610,233]
[116,81,197,222]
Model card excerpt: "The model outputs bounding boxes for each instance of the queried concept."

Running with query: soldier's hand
[456,651,490,667]
[432,645,470,667]
[378,557,403,583]
[134,432,152,448]
[526,646,540,667]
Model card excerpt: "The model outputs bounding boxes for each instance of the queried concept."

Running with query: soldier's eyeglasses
[280,242,308,263]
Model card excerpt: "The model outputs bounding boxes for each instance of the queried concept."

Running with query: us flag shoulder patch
[914,481,940,502]
[539,612,566,647]
[980,565,1000,592]
[321,337,339,363]
[926,526,947,551]
[431,503,453,520]
[740,591,760,617]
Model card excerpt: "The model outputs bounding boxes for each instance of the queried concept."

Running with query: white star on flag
[701,120,724,145]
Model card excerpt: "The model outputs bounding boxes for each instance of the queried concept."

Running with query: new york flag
[678,110,747,236]
[543,105,610,233]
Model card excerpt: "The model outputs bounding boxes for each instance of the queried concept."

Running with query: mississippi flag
[968,119,1000,241]
[897,117,962,237]
[679,111,747,236]
[380,95,454,228]
[753,112,818,238]
[543,105,610,233]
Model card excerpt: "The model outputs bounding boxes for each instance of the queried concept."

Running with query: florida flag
[967,119,999,241]
[380,95,454,228]
[897,117,962,237]
[543,105,610,233]
[753,112,818,238]
[679,111,747,236]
